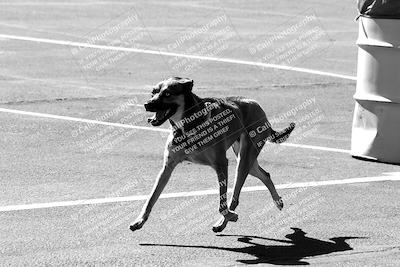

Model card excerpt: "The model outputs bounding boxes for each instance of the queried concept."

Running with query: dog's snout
[144,102,153,111]
[144,100,160,112]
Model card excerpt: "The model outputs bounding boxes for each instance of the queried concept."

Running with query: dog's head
[144,77,193,126]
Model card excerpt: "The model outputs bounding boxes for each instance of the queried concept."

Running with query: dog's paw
[226,211,239,222]
[212,211,238,233]
[130,218,146,232]
[274,197,284,211]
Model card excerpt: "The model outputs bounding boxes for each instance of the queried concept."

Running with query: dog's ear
[177,78,194,93]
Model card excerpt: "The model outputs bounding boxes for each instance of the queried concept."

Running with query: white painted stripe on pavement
[0,1,123,6]
[0,107,169,133]
[1,175,399,212]
[281,143,350,153]
[0,107,349,154]
[0,33,357,81]
[0,107,349,153]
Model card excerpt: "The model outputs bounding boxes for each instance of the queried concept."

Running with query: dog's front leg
[130,155,177,232]
[212,161,238,233]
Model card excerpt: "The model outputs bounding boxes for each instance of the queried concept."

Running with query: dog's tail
[269,123,296,143]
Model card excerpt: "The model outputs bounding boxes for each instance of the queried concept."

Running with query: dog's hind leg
[229,140,240,211]
[212,134,258,233]
[249,160,283,210]
[231,134,258,210]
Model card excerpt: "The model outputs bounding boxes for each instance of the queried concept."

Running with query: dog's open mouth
[148,106,177,126]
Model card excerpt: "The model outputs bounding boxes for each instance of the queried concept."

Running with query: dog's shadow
[140,228,364,265]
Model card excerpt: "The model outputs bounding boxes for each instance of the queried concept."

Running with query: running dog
[130,77,295,233]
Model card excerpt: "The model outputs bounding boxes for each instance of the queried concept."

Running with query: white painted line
[0,107,170,133]
[0,107,349,153]
[0,1,122,6]
[127,104,146,108]
[1,174,399,212]
[0,33,357,81]
[281,143,350,154]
